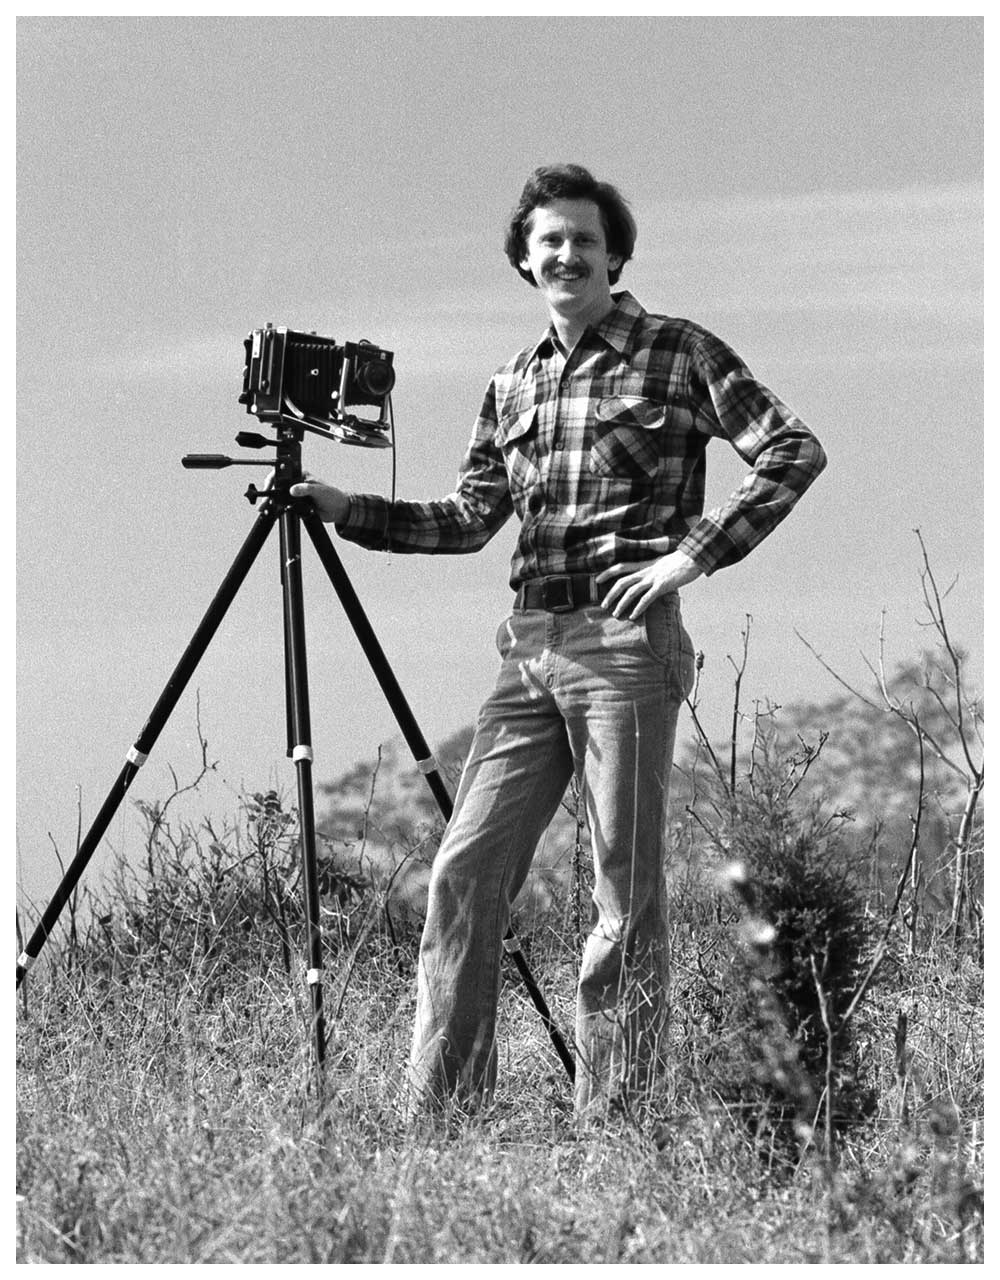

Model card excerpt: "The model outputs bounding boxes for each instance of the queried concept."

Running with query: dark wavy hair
[504,164,637,287]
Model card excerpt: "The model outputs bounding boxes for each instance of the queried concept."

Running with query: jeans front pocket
[495,615,516,660]
[642,596,697,700]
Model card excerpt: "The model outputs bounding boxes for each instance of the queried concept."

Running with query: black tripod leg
[279,507,326,1078]
[301,507,453,819]
[278,518,296,757]
[16,503,280,988]
[299,507,575,1083]
[504,944,577,1083]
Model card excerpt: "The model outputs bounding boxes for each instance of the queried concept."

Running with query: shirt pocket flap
[497,403,538,448]
[594,397,667,429]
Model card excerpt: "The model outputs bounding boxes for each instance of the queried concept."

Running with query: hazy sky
[17,15,983,910]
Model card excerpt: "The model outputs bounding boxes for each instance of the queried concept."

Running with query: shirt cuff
[676,520,743,577]
[336,493,391,549]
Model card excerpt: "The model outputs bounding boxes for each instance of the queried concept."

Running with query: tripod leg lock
[502,934,523,955]
[306,967,323,985]
[292,745,314,763]
[17,951,34,973]
[416,755,439,775]
[126,746,149,767]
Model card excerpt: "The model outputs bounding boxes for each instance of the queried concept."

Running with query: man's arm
[290,380,515,555]
[673,330,828,575]
[599,331,826,622]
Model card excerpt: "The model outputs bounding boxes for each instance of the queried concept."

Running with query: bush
[674,724,876,1145]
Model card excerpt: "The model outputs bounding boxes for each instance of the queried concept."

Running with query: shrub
[680,724,875,1144]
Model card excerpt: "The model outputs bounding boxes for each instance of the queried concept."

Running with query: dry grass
[15,826,984,1264]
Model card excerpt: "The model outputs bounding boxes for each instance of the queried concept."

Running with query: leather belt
[514,574,611,613]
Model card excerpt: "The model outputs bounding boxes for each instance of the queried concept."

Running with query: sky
[16,15,983,915]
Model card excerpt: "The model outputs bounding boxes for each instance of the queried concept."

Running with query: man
[292,164,826,1123]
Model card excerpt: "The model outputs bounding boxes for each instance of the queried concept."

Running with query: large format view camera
[239,324,395,448]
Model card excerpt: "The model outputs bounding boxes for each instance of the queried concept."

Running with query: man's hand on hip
[288,477,350,524]
[597,551,703,620]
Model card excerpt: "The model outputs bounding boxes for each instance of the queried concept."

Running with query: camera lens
[356,358,395,398]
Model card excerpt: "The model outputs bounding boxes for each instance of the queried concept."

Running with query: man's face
[519,199,622,327]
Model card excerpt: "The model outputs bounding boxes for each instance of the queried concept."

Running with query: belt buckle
[541,576,574,612]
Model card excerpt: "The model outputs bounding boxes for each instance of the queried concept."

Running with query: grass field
[15,777,984,1265]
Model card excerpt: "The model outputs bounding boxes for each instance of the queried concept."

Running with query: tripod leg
[279,518,296,757]
[300,509,455,816]
[16,504,279,987]
[299,507,575,1083]
[279,506,327,1079]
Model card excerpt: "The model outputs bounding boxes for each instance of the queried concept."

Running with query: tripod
[16,424,575,1085]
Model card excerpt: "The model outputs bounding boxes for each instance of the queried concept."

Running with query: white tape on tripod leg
[292,745,313,763]
[306,968,323,985]
[416,755,439,775]
[17,951,34,972]
[502,935,522,954]
[126,747,148,767]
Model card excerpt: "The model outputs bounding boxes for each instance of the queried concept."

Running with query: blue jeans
[407,593,696,1119]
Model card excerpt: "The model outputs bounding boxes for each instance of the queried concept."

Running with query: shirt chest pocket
[496,404,540,502]
[590,396,667,481]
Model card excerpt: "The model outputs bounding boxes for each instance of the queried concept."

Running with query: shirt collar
[525,290,646,364]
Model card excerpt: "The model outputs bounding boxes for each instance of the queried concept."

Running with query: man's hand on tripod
[289,476,350,524]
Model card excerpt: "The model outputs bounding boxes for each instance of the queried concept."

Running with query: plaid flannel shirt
[337,291,826,586]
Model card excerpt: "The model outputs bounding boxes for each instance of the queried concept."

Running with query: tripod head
[183,425,330,507]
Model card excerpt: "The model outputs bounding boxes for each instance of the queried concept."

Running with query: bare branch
[809,952,835,1161]
[727,616,752,795]
[794,630,883,711]
[684,652,727,790]
[914,529,982,783]
[786,731,829,799]
[842,726,926,1024]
